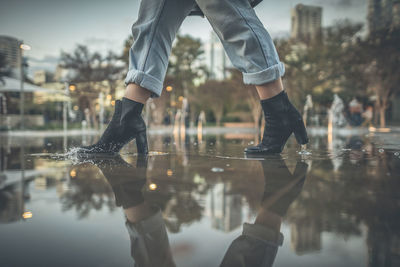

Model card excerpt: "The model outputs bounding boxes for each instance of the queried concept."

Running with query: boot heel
[135,131,148,155]
[293,119,309,145]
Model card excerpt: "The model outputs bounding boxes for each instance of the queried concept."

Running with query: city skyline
[1,0,367,76]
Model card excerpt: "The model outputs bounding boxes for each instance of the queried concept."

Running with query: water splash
[298,150,312,155]
[298,144,312,155]
[211,167,224,173]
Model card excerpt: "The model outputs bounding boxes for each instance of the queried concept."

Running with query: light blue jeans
[125,0,285,97]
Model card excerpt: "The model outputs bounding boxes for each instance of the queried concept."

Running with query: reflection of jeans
[220,223,283,267]
[125,0,285,97]
[125,210,176,267]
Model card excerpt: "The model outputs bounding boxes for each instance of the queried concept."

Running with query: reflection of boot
[220,159,307,267]
[94,155,148,209]
[77,98,148,155]
[261,159,307,217]
[93,156,176,267]
[245,91,308,154]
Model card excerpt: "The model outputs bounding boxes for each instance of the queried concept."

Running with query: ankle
[256,78,284,100]
[124,83,151,104]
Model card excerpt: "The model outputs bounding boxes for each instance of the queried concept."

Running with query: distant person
[77,0,308,155]
[348,97,363,126]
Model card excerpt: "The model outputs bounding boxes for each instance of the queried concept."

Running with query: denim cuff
[242,62,285,85]
[125,69,163,97]
[125,208,163,237]
[242,223,284,246]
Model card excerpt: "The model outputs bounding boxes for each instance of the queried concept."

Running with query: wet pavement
[0,130,400,267]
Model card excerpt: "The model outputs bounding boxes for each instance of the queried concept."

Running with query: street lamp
[19,41,31,130]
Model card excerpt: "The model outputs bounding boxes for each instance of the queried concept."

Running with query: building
[0,35,22,78]
[206,183,243,233]
[33,70,55,85]
[290,221,321,255]
[203,32,232,80]
[208,183,242,232]
[290,4,322,44]
[368,0,400,34]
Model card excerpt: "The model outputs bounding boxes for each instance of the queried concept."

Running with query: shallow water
[1,130,400,267]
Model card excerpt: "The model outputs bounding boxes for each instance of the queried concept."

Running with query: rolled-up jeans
[125,0,285,97]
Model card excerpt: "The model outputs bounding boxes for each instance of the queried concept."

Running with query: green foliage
[60,45,103,83]
[167,34,208,96]
[194,80,232,126]
[360,27,400,126]
[277,20,367,109]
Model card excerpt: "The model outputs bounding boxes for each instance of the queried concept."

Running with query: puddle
[2,132,400,267]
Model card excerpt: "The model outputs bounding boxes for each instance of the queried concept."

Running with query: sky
[0,0,368,76]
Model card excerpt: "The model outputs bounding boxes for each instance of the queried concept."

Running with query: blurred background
[0,0,399,132]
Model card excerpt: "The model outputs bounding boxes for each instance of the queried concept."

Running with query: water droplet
[211,167,224,173]
[378,148,384,153]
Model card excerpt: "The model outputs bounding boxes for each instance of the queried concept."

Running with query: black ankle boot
[245,91,308,154]
[77,97,148,155]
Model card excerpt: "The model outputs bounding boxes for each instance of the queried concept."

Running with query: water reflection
[88,155,307,267]
[220,158,307,267]
[0,133,400,266]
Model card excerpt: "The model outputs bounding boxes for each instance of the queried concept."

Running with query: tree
[362,28,400,127]
[101,51,125,99]
[166,34,209,125]
[195,80,231,126]
[60,45,124,128]
[167,34,208,97]
[60,45,104,128]
[228,69,262,129]
[276,20,366,109]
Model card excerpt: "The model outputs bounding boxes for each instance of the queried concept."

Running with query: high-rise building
[368,0,400,34]
[290,221,321,255]
[290,4,322,44]
[0,35,22,78]
[203,32,232,80]
[208,183,242,232]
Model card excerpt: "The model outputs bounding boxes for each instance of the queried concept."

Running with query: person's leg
[78,0,196,154]
[195,0,285,95]
[196,0,308,153]
[125,83,151,104]
[125,0,197,100]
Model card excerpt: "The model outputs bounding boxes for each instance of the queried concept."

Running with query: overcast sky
[0,0,367,76]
